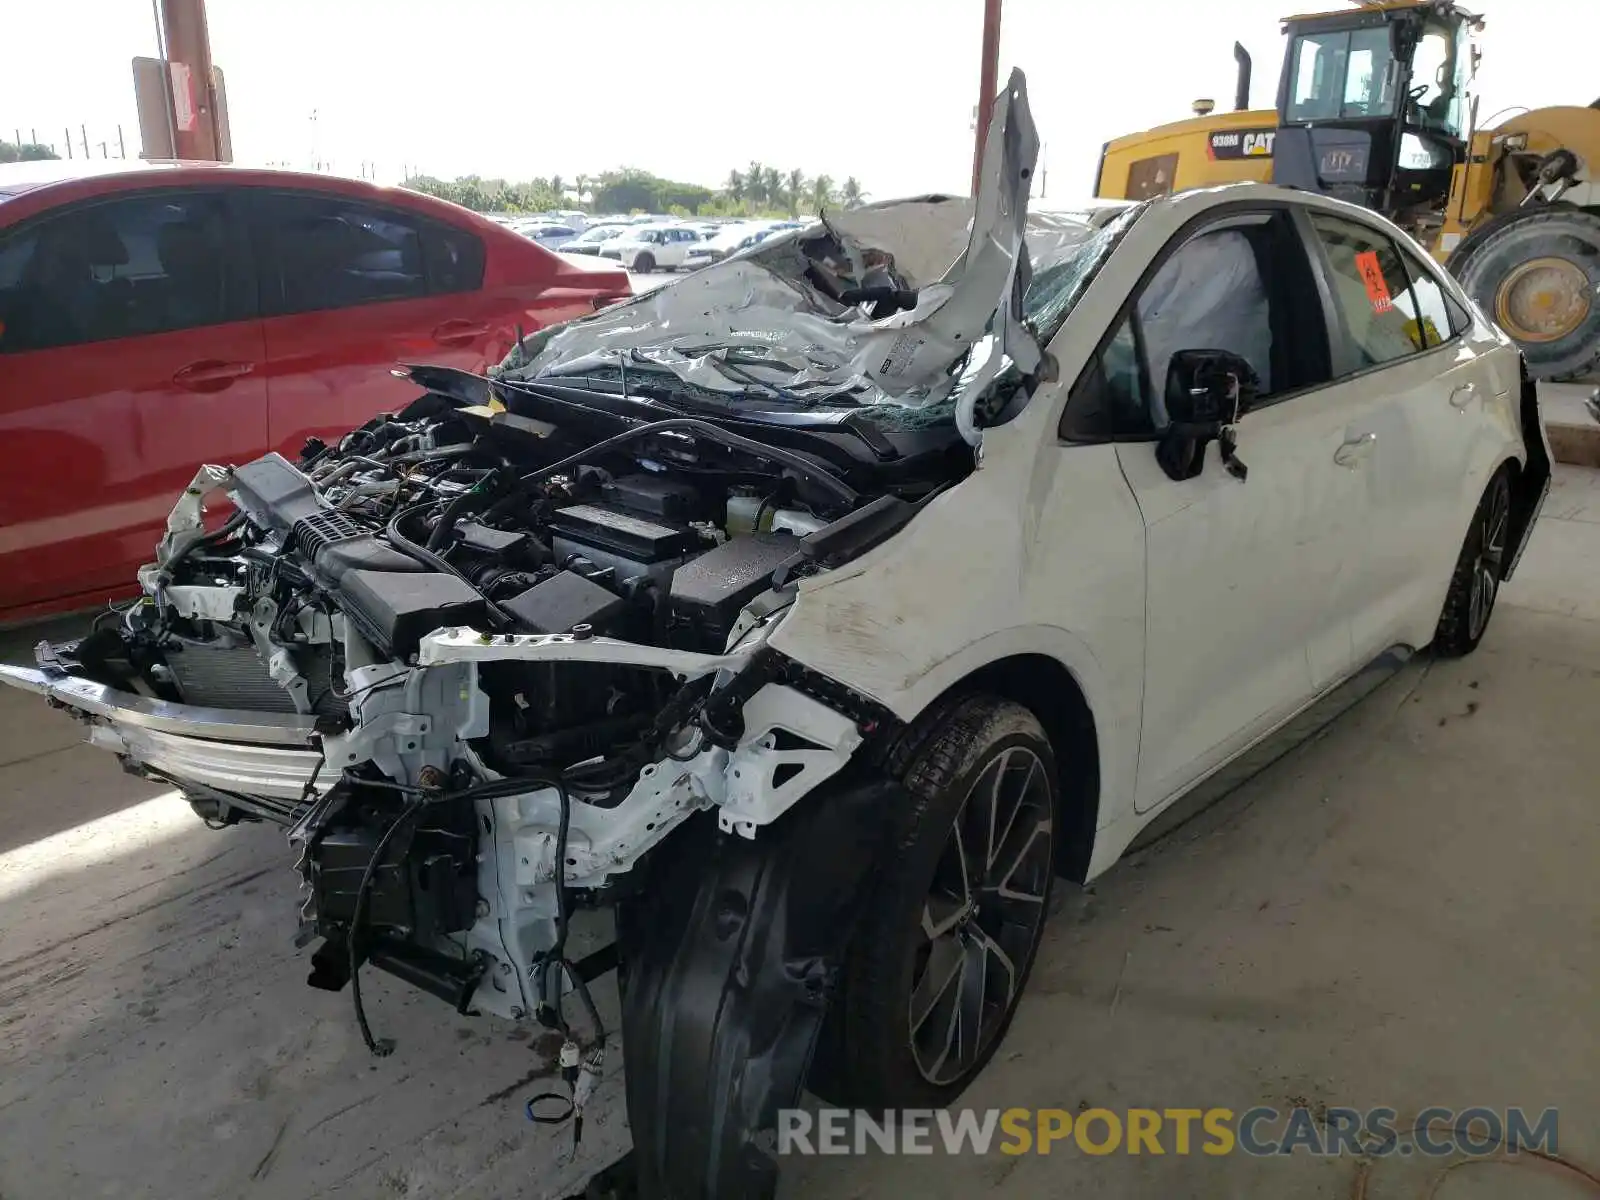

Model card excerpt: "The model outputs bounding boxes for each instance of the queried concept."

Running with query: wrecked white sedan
[0,71,1550,1199]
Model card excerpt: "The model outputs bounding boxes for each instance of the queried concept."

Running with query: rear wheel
[1449,207,1600,381]
[634,251,656,273]
[829,695,1057,1108]
[1434,467,1513,658]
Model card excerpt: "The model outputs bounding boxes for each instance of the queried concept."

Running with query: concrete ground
[1,465,1597,1200]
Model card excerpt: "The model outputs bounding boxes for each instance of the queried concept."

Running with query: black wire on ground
[527,774,607,1046]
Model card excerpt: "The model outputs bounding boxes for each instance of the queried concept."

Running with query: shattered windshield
[493,196,1144,428]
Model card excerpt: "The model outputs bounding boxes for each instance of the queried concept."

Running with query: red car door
[244,188,513,456]
[0,188,268,621]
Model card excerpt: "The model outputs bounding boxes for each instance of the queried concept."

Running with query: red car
[0,160,629,624]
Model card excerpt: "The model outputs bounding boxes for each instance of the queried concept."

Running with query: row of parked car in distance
[488,210,806,272]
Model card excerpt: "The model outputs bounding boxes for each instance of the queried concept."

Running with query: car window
[0,190,239,354]
[1138,228,1274,406]
[1309,212,1433,367]
[252,192,432,317]
[1398,245,1471,344]
[1060,208,1334,441]
[421,221,484,295]
[1061,314,1148,440]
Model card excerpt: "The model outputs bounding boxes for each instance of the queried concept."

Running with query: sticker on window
[1355,250,1393,314]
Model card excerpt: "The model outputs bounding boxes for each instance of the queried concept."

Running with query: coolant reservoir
[725,490,772,536]
[770,508,825,536]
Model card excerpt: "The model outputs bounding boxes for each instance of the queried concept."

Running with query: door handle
[431,320,489,347]
[1450,383,1478,408]
[172,360,255,392]
[1333,431,1377,467]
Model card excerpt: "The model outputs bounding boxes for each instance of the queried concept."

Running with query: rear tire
[827,695,1058,1109]
[634,251,656,274]
[1433,467,1513,658]
[1449,207,1600,381]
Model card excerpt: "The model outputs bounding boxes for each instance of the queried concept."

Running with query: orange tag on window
[1355,250,1393,314]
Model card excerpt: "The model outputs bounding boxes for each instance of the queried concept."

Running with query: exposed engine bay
[44,369,975,1027]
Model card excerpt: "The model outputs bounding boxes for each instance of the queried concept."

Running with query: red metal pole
[160,0,221,160]
[971,0,1003,196]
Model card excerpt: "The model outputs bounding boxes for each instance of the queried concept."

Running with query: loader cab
[1273,3,1476,217]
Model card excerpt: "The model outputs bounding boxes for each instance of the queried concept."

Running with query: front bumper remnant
[0,663,321,820]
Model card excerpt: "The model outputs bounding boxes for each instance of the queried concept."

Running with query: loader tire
[1449,206,1600,381]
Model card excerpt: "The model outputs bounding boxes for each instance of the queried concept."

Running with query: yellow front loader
[1094,0,1600,379]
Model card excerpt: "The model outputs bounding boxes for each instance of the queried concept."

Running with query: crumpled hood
[495,68,1089,411]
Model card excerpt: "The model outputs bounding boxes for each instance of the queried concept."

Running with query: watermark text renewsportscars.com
[773,1106,1560,1158]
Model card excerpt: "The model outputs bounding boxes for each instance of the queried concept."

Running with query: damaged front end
[1,68,1113,1197]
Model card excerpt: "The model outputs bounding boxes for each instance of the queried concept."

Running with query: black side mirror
[1156,349,1260,482]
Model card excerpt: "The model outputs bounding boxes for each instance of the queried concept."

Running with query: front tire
[1434,467,1513,657]
[831,695,1057,1108]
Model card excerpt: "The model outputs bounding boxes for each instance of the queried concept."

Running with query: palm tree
[724,169,745,205]
[840,177,864,208]
[745,161,766,208]
[550,174,565,199]
[810,174,834,212]
[784,168,806,217]
[760,167,782,214]
[574,174,590,205]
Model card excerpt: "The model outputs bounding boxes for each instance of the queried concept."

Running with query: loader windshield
[1286,26,1397,122]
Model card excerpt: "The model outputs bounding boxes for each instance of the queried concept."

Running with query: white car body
[601,223,703,271]
[767,182,1546,874]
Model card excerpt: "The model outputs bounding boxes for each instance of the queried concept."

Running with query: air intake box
[338,570,486,658]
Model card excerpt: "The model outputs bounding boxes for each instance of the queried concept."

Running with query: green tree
[784,168,806,217]
[402,164,868,220]
[760,167,783,214]
[0,140,59,163]
[810,174,835,212]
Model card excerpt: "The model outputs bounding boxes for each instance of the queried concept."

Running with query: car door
[1086,208,1367,813]
[1301,210,1489,661]
[243,188,494,456]
[0,187,267,619]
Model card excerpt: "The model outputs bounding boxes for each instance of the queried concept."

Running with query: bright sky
[4,1,1598,202]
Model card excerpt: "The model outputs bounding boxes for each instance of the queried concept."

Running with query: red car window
[248,190,484,318]
[0,190,245,353]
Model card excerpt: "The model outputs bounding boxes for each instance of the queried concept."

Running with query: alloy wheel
[907,745,1054,1086]
[1469,478,1510,641]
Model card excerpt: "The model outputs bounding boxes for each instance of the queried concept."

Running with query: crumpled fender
[614,772,901,1199]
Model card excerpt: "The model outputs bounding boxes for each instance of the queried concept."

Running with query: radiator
[165,643,345,717]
